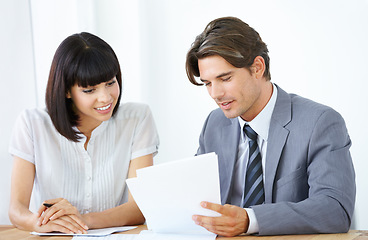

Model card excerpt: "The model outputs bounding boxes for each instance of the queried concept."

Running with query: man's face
[198,55,266,121]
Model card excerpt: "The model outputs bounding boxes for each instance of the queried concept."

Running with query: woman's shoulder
[11,108,56,144]
[114,102,153,120]
[17,108,51,123]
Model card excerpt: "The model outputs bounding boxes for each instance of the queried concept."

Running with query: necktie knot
[244,125,257,141]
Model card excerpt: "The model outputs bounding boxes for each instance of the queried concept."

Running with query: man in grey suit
[186,17,355,237]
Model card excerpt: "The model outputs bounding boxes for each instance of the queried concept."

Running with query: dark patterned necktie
[243,125,265,208]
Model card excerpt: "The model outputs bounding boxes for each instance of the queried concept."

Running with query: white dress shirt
[231,83,277,234]
[9,103,159,214]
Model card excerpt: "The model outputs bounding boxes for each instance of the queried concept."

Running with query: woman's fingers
[69,214,89,230]
[37,198,88,233]
[54,215,88,234]
[38,198,80,225]
[37,215,88,234]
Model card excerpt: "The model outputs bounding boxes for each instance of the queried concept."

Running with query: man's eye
[222,76,231,81]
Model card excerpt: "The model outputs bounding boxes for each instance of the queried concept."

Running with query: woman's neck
[77,120,102,151]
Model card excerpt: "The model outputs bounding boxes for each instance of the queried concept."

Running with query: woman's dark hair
[45,32,122,142]
[186,17,271,85]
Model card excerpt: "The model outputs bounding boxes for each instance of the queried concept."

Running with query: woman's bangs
[74,51,119,87]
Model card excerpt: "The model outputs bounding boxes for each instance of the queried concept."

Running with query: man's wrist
[242,208,250,233]
[244,208,259,234]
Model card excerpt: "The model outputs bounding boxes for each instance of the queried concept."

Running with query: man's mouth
[217,100,233,110]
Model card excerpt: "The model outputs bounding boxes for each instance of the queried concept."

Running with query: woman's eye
[82,89,94,94]
[107,80,116,86]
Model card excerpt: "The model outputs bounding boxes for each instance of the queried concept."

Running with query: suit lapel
[219,117,240,204]
[264,85,291,203]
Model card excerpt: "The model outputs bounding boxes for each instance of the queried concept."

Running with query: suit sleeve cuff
[244,208,259,234]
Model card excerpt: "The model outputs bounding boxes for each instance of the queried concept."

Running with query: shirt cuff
[244,208,259,234]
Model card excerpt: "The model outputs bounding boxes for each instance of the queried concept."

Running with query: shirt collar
[73,119,109,141]
[238,83,278,142]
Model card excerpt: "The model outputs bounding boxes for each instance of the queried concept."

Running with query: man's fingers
[201,201,237,215]
[193,217,236,236]
[193,215,225,227]
[200,201,226,213]
[194,215,247,237]
[194,203,249,237]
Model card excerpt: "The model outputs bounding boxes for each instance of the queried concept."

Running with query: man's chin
[221,110,239,119]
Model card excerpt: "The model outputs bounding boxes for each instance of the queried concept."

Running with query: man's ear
[251,56,266,79]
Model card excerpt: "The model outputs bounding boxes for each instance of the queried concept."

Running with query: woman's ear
[66,92,71,99]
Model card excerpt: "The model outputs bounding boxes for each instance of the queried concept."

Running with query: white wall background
[1,0,367,230]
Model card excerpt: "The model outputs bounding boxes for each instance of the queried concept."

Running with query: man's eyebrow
[216,71,233,79]
[200,71,233,82]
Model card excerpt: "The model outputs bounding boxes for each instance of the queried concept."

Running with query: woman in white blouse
[8,32,159,234]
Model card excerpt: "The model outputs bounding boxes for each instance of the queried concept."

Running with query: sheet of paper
[31,226,137,237]
[126,152,221,237]
[139,230,216,240]
[72,231,216,240]
[73,234,141,240]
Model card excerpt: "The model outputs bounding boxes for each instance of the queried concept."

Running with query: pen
[43,203,54,208]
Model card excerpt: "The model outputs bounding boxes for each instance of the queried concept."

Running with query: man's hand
[192,201,249,237]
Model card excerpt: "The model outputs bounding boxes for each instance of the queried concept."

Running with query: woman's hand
[33,213,88,234]
[37,198,88,233]
[10,157,87,234]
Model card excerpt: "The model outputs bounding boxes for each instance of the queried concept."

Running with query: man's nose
[209,83,224,100]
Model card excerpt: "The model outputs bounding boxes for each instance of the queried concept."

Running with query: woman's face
[67,77,120,131]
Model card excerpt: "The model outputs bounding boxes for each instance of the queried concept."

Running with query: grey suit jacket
[197,85,355,235]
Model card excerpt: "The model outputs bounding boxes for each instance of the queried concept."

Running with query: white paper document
[31,226,137,237]
[73,234,140,240]
[138,230,217,240]
[72,231,215,240]
[126,152,221,239]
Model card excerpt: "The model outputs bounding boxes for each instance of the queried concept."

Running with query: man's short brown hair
[186,17,271,85]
